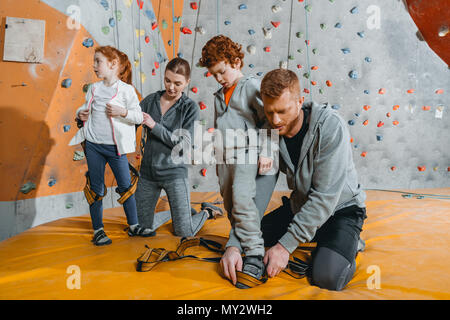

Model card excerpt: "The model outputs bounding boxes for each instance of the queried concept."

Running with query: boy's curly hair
[198,35,244,69]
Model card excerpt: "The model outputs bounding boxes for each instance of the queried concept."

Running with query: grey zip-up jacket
[214,75,273,160]
[139,90,199,181]
[278,101,366,253]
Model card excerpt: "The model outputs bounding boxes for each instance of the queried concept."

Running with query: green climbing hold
[66,203,74,209]
[303,72,310,79]
[296,31,303,38]
[297,49,303,54]
[82,83,91,93]
[162,20,168,30]
[305,5,312,12]
[312,48,318,54]
[102,26,110,35]
[319,88,324,94]
[201,119,206,125]
[320,23,327,30]
[73,150,85,161]
[288,55,295,60]
[20,182,36,194]
[193,184,199,189]
[115,10,122,21]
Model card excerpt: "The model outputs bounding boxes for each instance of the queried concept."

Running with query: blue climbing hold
[355,113,360,117]
[82,38,94,48]
[349,70,358,79]
[350,6,359,14]
[239,4,247,10]
[376,135,383,141]
[348,120,355,126]
[256,72,263,76]
[168,40,172,46]
[48,179,57,187]
[364,89,370,94]
[335,22,342,28]
[177,52,184,58]
[145,10,156,20]
[249,64,254,68]
[61,79,72,88]
[357,31,365,38]
[157,52,164,63]
[63,125,71,132]
[331,104,341,110]
[109,18,116,28]
[224,20,231,25]
[365,57,372,63]
[248,29,255,35]
[341,48,351,54]
[100,0,109,10]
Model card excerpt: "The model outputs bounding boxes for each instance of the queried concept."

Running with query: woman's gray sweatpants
[135,177,209,237]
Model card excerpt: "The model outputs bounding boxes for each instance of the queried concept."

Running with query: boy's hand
[258,156,273,175]
[142,112,156,129]
[77,109,90,122]
[220,247,243,285]
[263,243,290,278]
[106,103,127,118]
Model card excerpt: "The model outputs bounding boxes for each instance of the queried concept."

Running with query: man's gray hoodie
[278,101,366,253]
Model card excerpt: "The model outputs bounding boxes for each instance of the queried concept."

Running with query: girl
[135,57,223,237]
[69,46,153,246]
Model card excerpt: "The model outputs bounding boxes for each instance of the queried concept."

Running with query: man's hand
[263,242,290,278]
[142,112,156,129]
[258,156,273,175]
[106,103,127,118]
[77,109,90,122]
[220,246,243,285]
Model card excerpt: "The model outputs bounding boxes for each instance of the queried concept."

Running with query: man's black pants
[261,196,367,291]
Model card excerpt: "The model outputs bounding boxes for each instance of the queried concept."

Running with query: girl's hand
[77,109,90,121]
[142,112,156,129]
[106,103,127,118]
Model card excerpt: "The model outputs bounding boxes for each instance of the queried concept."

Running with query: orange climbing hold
[350,137,354,143]
[378,88,386,94]
[393,120,399,125]
[377,121,384,127]
[311,66,318,70]
[311,81,317,86]
[436,89,444,94]
[207,128,214,133]
[137,0,144,10]
[201,168,207,176]
[154,62,159,69]
[303,88,310,93]
[391,166,396,171]
[386,112,391,117]
[152,69,156,76]
[363,105,371,111]
[361,152,367,157]
[363,120,369,126]
[393,105,400,110]
[205,71,212,77]
[422,106,431,111]
[407,89,415,93]
[417,166,426,172]
[326,80,332,87]
[145,36,150,43]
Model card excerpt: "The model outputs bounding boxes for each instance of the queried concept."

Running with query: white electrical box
[3,17,46,63]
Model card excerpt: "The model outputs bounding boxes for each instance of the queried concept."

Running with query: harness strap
[83,173,107,205]
[116,163,140,204]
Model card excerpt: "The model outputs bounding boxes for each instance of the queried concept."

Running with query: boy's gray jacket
[139,90,199,181]
[214,75,273,160]
[278,101,366,253]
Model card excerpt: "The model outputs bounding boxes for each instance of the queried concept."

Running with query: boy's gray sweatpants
[218,163,278,257]
[135,177,209,237]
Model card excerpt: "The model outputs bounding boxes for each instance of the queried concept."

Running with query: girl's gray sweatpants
[135,177,209,237]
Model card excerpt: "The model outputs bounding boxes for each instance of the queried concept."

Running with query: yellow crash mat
[0,189,449,300]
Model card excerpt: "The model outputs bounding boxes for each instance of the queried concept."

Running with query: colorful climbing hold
[377,121,384,127]
[363,120,369,126]
[100,0,109,10]
[363,105,371,111]
[82,38,94,48]
[63,125,71,132]
[361,152,367,157]
[61,79,72,88]
[20,182,36,194]
[386,112,391,117]
[348,120,355,126]
[48,179,57,187]
[247,45,256,55]
[407,89,415,94]
[331,104,340,110]
[364,90,370,94]
[326,80,332,87]
[422,106,431,111]
[335,22,342,28]
[199,102,207,110]
[248,29,255,35]
[145,36,150,43]
[393,105,400,110]
[109,18,116,28]
[376,135,383,141]
[311,66,319,70]
[152,22,158,30]
[201,168,207,176]
[311,81,317,86]
[190,2,198,10]
[365,57,372,63]
[341,48,351,54]
[320,23,327,30]
[296,32,304,38]
[271,21,281,28]
[191,87,198,94]
[303,88,310,94]
[357,31,365,38]
[349,70,358,79]
[435,89,444,94]
[305,4,312,12]
[393,120,399,125]
[101,26,110,35]
[264,46,271,52]
[239,4,247,10]
[417,166,426,172]
[378,88,386,94]
[350,6,359,14]
[181,27,192,34]
[224,21,231,25]
[272,5,282,13]
[391,166,396,171]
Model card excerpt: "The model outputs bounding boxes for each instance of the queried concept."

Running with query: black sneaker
[235,255,266,289]
[126,225,156,237]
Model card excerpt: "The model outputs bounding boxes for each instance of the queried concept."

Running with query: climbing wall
[0,0,448,241]
[178,0,449,192]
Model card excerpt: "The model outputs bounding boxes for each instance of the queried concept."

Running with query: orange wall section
[0,0,140,201]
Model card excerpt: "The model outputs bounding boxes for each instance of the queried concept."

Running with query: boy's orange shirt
[224,83,238,106]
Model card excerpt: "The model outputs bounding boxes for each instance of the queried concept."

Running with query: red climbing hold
[191,87,198,93]
[378,88,386,94]
[137,0,144,10]
[145,36,150,43]
[391,166,396,171]
[181,27,192,34]
[303,88,310,93]
[377,121,384,127]
[264,47,271,52]
[350,137,354,143]
[326,80,332,87]
[407,89,415,94]
[393,105,400,110]
[305,40,310,45]
[422,106,431,111]
[393,120,399,125]
[152,22,158,30]
[199,102,206,110]
[297,64,303,69]
[363,120,369,126]
[207,128,214,133]
[205,71,212,77]
[417,166,426,172]
[447,167,450,172]
[154,62,159,69]
[201,168,207,176]
[436,89,444,94]
[363,105,371,111]
[190,2,198,10]
[361,152,367,157]
[152,69,156,76]
[271,21,281,28]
